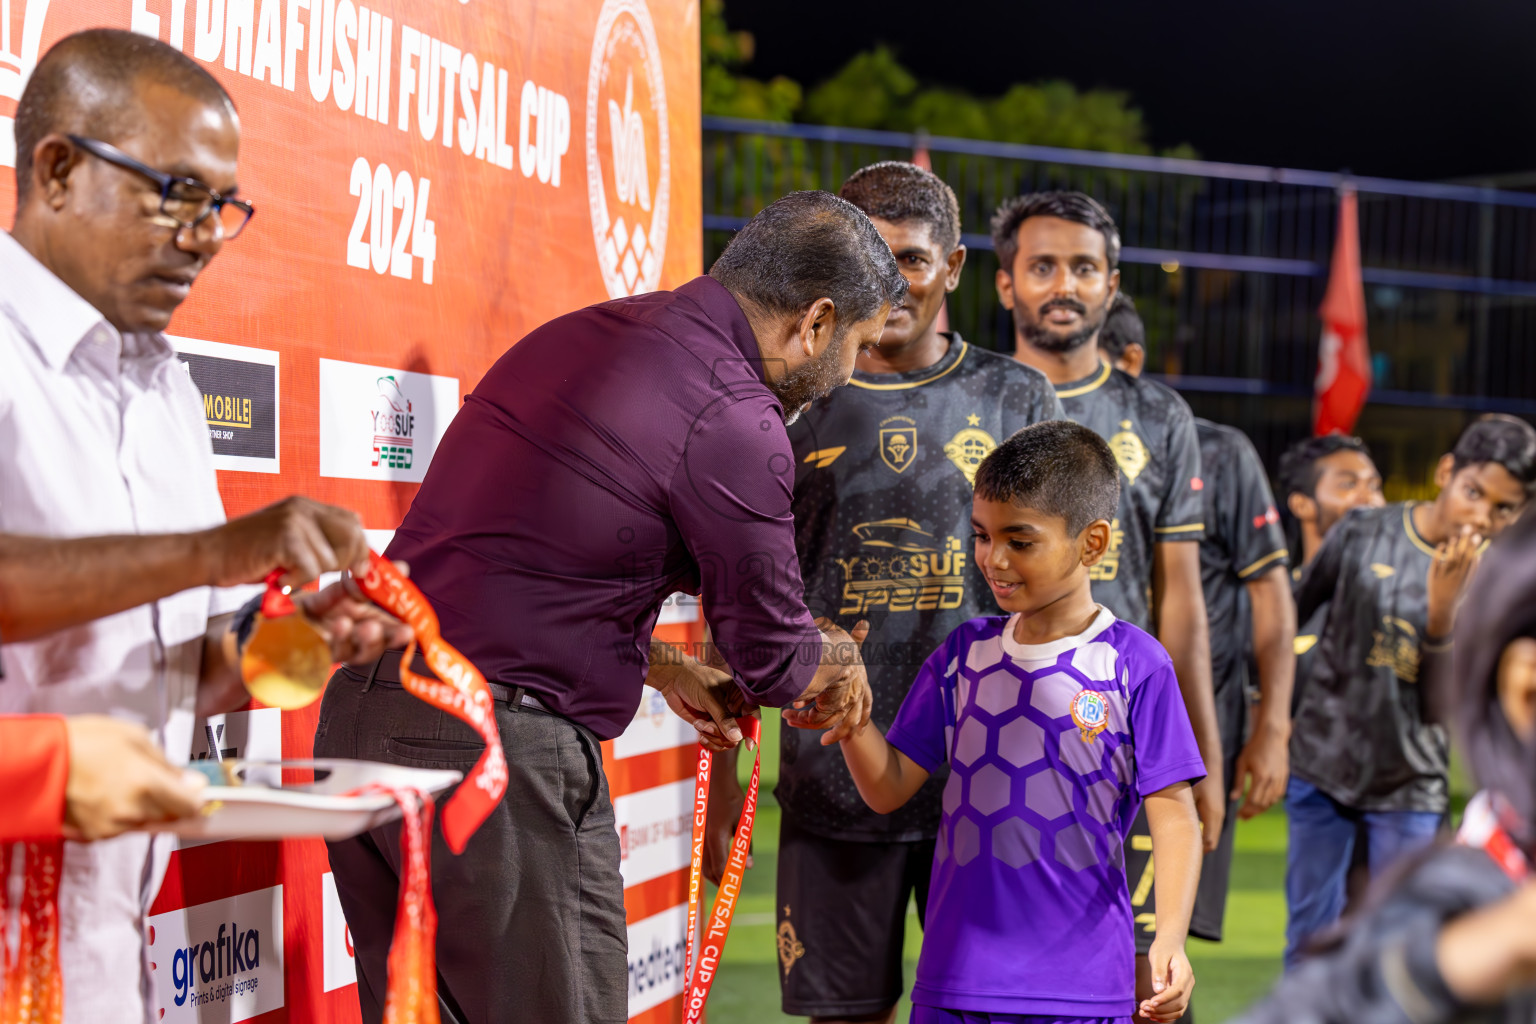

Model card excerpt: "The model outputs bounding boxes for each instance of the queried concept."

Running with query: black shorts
[775,813,935,1017]
[1125,757,1239,952]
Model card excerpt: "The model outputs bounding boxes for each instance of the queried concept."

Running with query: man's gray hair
[710,191,908,326]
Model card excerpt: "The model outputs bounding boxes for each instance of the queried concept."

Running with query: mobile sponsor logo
[172,336,281,474]
[318,358,459,482]
[149,885,284,1022]
[586,0,669,298]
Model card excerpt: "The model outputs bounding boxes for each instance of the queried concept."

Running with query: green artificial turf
[705,714,1288,1023]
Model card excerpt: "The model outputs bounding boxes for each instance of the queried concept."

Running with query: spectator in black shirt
[1278,434,1385,570]
[1276,430,1388,917]
[1236,508,1536,1024]
[1285,414,1536,969]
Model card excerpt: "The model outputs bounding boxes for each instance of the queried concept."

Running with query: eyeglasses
[66,134,255,241]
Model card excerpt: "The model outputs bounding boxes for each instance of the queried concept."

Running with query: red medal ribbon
[366,786,439,1024]
[355,551,508,853]
[682,717,762,1024]
[259,568,296,618]
[0,840,64,1024]
[1458,790,1530,883]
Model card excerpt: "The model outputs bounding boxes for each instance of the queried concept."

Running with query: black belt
[354,649,554,714]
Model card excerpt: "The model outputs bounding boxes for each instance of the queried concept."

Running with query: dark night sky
[724,0,1533,182]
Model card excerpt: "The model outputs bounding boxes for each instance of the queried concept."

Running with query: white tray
[150,759,463,841]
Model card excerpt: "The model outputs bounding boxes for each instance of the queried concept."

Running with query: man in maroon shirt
[317,191,907,1024]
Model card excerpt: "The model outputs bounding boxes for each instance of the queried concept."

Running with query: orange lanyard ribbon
[682,718,761,1024]
[354,551,508,854]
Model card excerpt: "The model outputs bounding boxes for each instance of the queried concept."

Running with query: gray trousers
[315,659,629,1024]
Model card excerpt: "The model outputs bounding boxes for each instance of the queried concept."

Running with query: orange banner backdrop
[1,0,703,1020]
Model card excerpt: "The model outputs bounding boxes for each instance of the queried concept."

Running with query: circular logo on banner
[586,0,670,299]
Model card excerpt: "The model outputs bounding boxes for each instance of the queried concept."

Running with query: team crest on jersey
[778,908,806,978]
[879,416,919,473]
[1108,420,1149,483]
[943,425,998,486]
[1070,689,1109,743]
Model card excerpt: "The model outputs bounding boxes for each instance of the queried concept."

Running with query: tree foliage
[701,0,802,122]
[702,6,1192,156]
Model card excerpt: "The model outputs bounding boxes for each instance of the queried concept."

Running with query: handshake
[650,618,873,752]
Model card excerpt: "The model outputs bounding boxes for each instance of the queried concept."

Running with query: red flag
[912,130,932,171]
[1314,190,1371,435]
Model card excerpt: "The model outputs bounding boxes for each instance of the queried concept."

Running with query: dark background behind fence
[703,116,1536,497]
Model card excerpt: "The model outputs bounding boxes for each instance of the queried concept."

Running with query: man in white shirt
[1,29,408,1021]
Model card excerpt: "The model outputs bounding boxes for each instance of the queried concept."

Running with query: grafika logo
[585,0,669,299]
[370,374,414,469]
[171,921,263,1007]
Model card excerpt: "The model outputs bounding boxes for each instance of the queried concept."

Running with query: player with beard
[994,192,1223,1021]
[1279,435,1386,570]
[1101,296,1296,1018]
[701,162,1065,1024]
[1285,415,1536,969]
[1276,434,1385,712]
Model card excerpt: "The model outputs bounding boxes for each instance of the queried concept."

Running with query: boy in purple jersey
[825,421,1205,1023]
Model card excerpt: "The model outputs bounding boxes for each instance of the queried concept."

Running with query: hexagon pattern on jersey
[940,633,1133,873]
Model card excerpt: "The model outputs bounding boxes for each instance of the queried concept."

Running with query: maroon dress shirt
[387,276,821,738]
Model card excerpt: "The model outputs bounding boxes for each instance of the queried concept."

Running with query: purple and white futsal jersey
[884,607,1205,1017]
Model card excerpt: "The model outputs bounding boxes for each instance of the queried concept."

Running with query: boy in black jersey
[705,162,1065,1024]
[1285,414,1536,968]
[1101,296,1297,965]
[994,192,1223,1019]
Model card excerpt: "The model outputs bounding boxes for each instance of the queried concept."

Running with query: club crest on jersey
[879,416,918,474]
[1070,689,1109,743]
[943,426,998,486]
[1109,420,1149,483]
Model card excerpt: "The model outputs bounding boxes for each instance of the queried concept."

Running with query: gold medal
[240,575,333,710]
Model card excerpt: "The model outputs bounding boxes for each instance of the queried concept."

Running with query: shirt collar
[0,229,136,371]
[675,275,771,384]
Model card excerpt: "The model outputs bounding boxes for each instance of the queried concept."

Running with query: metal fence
[702,115,1536,492]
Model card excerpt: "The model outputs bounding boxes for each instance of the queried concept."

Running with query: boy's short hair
[974,420,1121,535]
[1277,434,1374,499]
[1098,292,1144,360]
[990,190,1121,275]
[1451,414,1536,496]
[838,161,962,253]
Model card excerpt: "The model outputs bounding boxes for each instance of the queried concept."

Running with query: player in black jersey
[993,193,1222,1019]
[1285,414,1536,968]
[1278,435,1385,571]
[704,162,1064,1024]
[1275,434,1386,915]
[1101,298,1296,1018]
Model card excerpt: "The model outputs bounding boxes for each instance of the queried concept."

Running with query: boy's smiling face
[971,495,1108,616]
